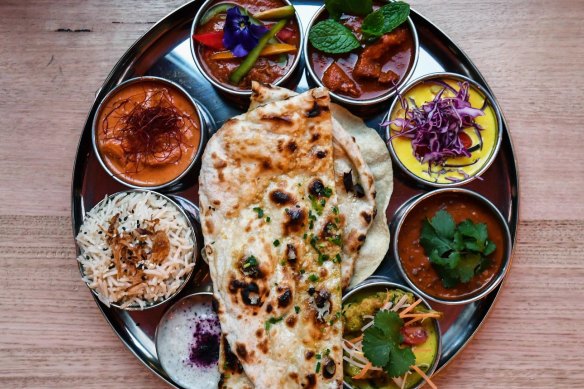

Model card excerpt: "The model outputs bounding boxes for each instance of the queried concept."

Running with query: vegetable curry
[194,0,300,90]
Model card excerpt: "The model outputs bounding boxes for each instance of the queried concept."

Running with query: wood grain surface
[1,0,583,388]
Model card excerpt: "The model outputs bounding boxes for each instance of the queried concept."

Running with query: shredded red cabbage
[385,81,486,178]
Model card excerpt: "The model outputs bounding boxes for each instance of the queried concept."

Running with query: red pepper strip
[193,31,225,50]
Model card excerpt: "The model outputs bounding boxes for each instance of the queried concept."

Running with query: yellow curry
[389,78,499,184]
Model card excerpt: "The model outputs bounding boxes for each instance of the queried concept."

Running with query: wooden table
[1,0,583,387]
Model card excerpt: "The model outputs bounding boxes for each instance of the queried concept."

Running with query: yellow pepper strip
[210,43,296,60]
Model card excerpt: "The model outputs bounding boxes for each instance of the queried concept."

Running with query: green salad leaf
[361,1,410,39]
[363,311,415,377]
[420,210,496,288]
[308,19,361,54]
[325,0,373,20]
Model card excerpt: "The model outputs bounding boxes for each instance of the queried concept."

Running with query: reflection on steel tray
[71,0,519,387]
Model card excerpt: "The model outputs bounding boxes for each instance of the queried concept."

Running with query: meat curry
[309,9,415,100]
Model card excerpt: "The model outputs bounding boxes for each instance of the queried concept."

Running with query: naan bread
[330,104,393,288]
[200,89,344,389]
[249,83,378,289]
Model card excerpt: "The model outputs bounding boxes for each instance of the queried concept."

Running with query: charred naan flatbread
[249,83,378,289]
[200,89,344,389]
[249,82,392,288]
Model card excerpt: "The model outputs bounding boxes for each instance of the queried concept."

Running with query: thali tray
[71,1,519,387]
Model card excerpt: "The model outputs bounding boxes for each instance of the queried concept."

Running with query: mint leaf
[361,1,410,39]
[308,19,361,54]
[325,0,373,20]
[387,345,415,377]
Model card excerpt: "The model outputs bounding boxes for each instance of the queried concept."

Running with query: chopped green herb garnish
[266,216,271,223]
[303,232,308,240]
[294,306,300,314]
[273,239,280,247]
[265,316,284,331]
[280,259,287,266]
[253,207,264,218]
[310,234,319,252]
[318,253,330,264]
[420,209,497,288]
[315,353,322,360]
[332,206,339,215]
[333,253,342,263]
[243,255,258,269]
[309,195,324,215]
[300,269,306,274]
[322,187,333,198]
[308,274,319,282]
[328,235,343,247]
[315,361,321,373]
[362,310,415,378]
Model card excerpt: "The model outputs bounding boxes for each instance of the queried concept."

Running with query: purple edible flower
[384,81,486,175]
[222,7,268,58]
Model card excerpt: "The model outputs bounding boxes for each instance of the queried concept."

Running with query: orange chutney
[96,80,201,187]
[398,192,506,300]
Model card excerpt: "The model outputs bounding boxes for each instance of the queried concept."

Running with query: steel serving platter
[71,1,519,387]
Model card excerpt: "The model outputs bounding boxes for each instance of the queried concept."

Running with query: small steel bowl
[342,279,442,389]
[76,189,197,311]
[155,292,220,389]
[385,72,503,188]
[92,76,208,191]
[392,188,512,305]
[190,0,305,104]
[303,4,419,112]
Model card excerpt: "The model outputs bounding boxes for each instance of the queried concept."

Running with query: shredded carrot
[405,317,426,326]
[350,335,363,344]
[411,365,437,389]
[352,362,372,380]
[401,313,442,319]
[399,298,422,318]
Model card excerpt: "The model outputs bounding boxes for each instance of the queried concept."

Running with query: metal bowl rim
[384,71,504,188]
[76,189,198,311]
[302,4,420,107]
[391,187,513,305]
[190,0,305,97]
[91,76,207,191]
[341,280,442,389]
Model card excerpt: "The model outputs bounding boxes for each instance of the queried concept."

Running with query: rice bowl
[76,191,196,309]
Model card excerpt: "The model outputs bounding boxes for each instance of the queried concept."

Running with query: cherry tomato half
[401,326,428,346]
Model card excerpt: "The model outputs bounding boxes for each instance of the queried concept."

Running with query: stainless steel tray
[71,1,519,387]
